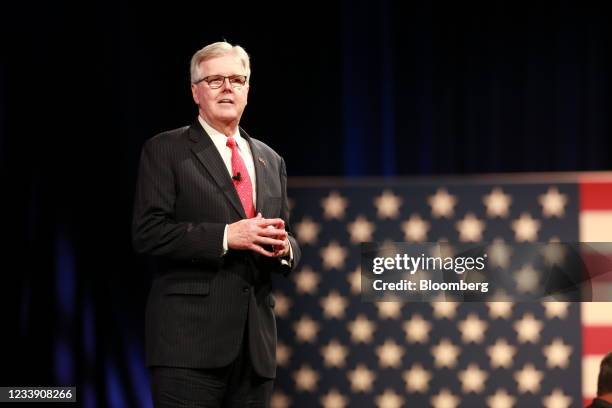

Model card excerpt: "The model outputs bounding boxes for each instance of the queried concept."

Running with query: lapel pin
[258,157,266,167]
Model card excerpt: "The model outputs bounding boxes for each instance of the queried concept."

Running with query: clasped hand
[227,213,289,257]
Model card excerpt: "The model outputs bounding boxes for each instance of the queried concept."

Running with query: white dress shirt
[198,116,256,206]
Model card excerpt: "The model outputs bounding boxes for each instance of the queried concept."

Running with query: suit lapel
[189,121,246,219]
[241,128,267,215]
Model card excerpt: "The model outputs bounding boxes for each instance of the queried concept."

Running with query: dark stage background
[1,1,612,406]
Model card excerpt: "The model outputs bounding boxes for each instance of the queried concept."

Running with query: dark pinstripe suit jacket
[132,119,300,379]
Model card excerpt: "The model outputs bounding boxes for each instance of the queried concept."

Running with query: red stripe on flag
[580,182,612,210]
[583,325,612,355]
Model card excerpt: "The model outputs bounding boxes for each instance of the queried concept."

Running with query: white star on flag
[428,188,458,218]
[483,187,512,218]
[321,191,348,219]
[401,214,430,242]
[295,216,321,244]
[456,212,486,242]
[512,212,541,242]
[347,215,375,243]
[374,190,403,219]
[539,187,567,218]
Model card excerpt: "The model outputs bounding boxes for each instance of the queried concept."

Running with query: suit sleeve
[132,139,225,264]
[278,156,301,275]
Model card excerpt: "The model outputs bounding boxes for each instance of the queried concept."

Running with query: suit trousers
[150,334,273,408]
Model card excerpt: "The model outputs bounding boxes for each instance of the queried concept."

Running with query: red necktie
[226,136,255,218]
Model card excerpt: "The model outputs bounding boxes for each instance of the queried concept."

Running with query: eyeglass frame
[194,74,248,89]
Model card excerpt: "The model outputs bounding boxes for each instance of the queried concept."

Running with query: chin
[214,110,238,120]
[218,115,239,123]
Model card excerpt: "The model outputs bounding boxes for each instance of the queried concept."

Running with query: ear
[191,83,199,104]
[244,84,250,103]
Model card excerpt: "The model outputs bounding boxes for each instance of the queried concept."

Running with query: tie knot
[226,136,237,149]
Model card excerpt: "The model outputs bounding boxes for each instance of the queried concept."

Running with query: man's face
[191,54,249,130]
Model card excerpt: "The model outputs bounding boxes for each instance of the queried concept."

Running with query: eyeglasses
[194,75,248,89]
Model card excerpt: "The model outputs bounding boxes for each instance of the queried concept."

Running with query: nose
[221,77,233,91]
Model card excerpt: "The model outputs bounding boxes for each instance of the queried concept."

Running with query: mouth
[218,99,234,105]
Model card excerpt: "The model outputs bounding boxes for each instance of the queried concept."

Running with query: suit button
[243,286,250,293]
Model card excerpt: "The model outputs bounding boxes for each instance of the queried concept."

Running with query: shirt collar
[197,116,242,148]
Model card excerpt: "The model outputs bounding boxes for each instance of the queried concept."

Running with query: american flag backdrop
[270,174,612,408]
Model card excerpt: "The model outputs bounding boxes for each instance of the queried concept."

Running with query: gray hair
[190,41,251,84]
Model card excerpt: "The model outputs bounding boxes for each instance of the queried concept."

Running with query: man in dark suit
[132,41,300,407]
[587,352,612,408]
